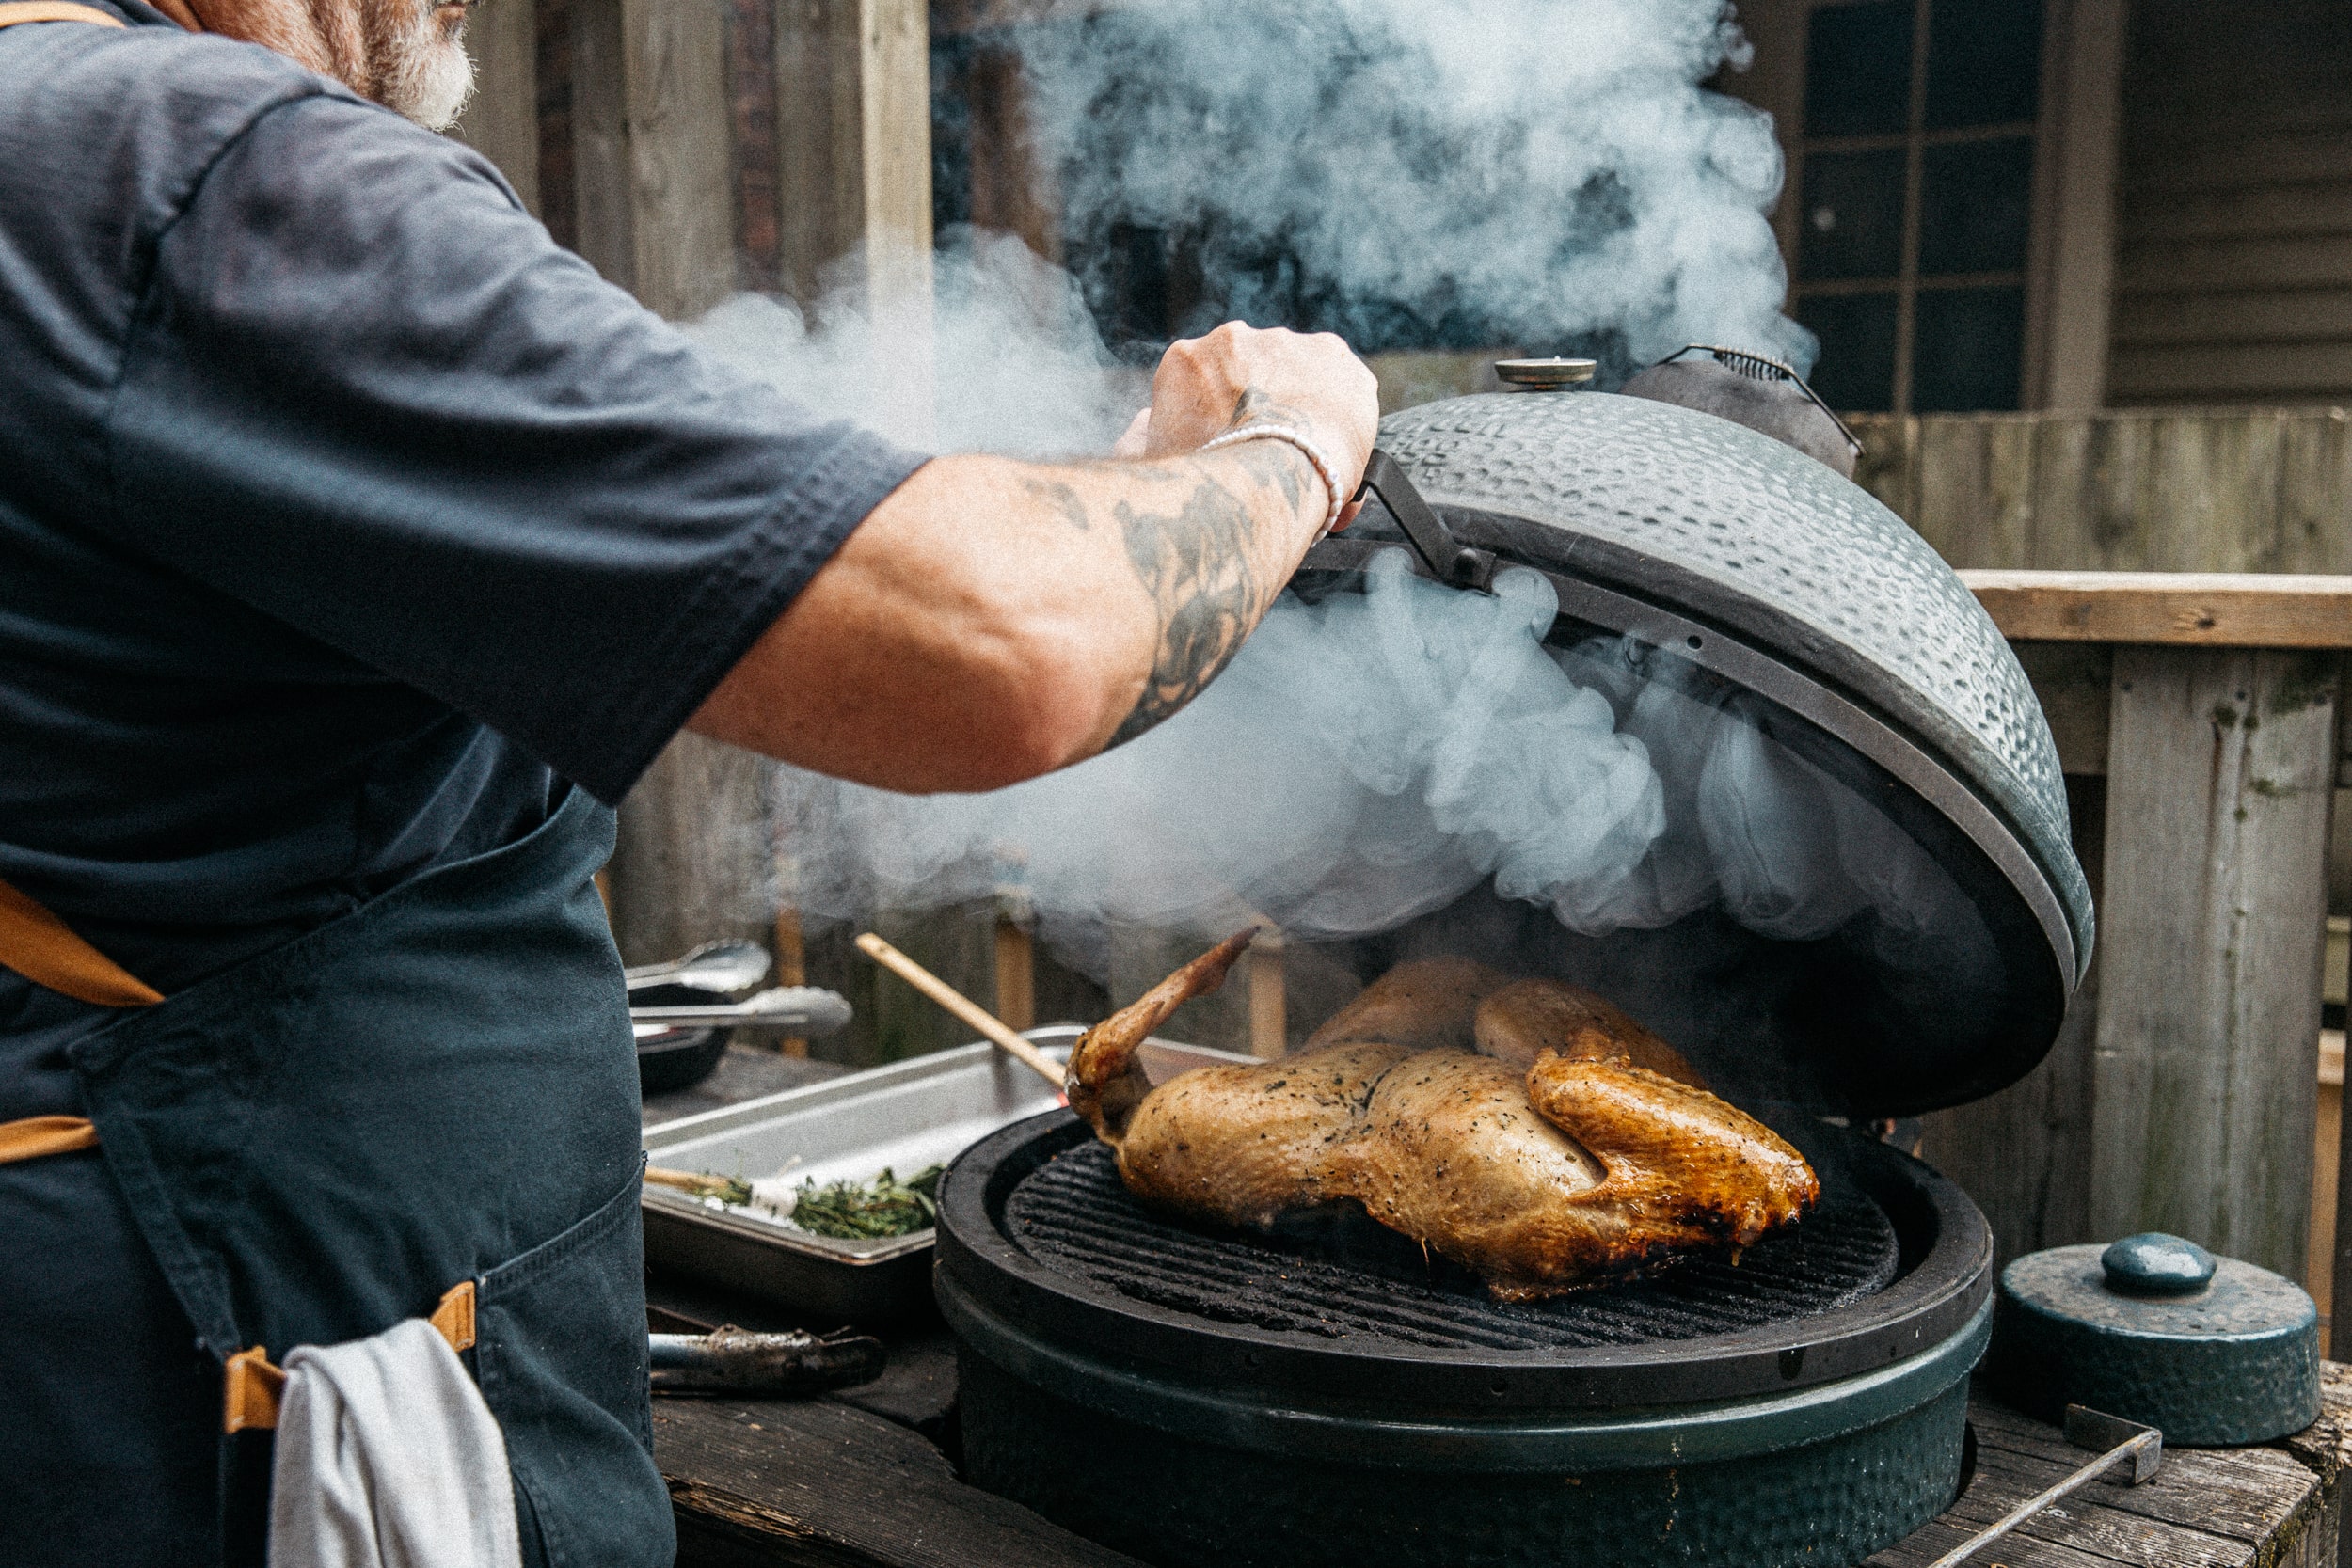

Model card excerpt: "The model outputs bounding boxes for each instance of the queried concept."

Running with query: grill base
[959,1348,1970,1568]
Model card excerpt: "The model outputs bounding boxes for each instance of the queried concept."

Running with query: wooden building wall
[2106,0,2352,405]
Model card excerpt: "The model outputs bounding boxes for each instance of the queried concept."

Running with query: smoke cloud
[678,0,1947,1020]
[686,228,1137,456]
[1017,0,1811,374]
[767,553,1979,991]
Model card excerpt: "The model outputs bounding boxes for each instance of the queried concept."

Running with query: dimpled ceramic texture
[1377,391,2092,974]
[959,1351,1969,1568]
[1992,1243,2321,1444]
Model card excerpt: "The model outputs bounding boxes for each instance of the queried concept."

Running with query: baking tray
[640,1024,1250,1323]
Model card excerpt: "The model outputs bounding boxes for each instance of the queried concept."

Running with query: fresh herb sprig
[788,1164,945,1239]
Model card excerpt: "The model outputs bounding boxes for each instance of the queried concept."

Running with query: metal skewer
[855,932,1066,1089]
[1924,1405,2164,1568]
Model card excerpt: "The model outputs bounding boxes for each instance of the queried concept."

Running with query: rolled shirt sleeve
[103,93,927,802]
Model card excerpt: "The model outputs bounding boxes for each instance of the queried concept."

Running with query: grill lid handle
[1353,450,1496,594]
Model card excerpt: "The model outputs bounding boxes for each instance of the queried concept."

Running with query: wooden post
[2090,646,2338,1278]
[1248,927,1285,1060]
[772,903,808,1057]
[452,0,542,214]
[569,0,736,318]
[773,0,935,438]
[993,910,1035,1033]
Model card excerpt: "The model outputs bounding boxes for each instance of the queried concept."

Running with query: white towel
[268,1316,523,1568]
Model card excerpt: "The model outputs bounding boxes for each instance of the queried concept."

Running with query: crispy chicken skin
[1303,956,1514,1053]
[1473,977,1709,1087]
[1066,936,1819,1299]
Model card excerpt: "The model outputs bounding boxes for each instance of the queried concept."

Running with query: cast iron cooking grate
[1004,1139,1899,1352]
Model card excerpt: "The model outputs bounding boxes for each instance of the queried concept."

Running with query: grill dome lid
[1297,388,2090,1115]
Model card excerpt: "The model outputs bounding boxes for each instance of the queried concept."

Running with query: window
[1790,0,2046,412]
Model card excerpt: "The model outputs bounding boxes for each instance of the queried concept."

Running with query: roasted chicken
[1065,933,1818,1300]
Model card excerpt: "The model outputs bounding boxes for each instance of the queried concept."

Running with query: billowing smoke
[1015,0,1811,374]
[767,554,1980,990]
[686,228,1136,456]
[676,0,1933,1022]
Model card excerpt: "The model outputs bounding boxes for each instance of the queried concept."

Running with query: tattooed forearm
[1107,444,1311,745]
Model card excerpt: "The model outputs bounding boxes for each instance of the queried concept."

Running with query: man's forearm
[687,439,1331,792]
[1025,438,1322,748]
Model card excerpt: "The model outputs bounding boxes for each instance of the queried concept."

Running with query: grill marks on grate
[1006,1140,1899,1351]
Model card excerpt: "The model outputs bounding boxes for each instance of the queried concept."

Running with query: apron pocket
[475,1166,672,1568]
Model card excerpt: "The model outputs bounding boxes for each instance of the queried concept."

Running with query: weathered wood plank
[1962,573,2352,649]
[451,0,542,213]
[1967,1442,2312,1544]
[2112,290,2352,350]
[567,0,735,317]
[1849,412,2352,580]
[656,1396,1150,1568]
[2090,646,2339,1279]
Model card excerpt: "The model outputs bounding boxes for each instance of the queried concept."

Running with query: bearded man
[0,0,1376,1560]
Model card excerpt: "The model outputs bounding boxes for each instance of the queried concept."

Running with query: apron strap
[0,877,161,1162]
[0,876,162,1007]
[0,1113,101,1163]
[224,1281,481,1433]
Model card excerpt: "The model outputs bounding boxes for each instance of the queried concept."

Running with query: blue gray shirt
[0,0,925,1093]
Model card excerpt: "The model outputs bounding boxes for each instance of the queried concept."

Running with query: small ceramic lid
[1991,1236,2319,1444]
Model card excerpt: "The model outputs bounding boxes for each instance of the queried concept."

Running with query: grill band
[942,1275,1991,1473]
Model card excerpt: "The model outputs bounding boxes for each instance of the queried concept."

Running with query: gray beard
[379,2,474,131]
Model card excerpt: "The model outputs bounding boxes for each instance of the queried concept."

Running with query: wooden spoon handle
[854,932,1065,1089]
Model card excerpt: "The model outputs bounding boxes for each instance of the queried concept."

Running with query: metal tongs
[631,986,852,1038]
[624,938,773,994]
[1924,1405,2164,1568]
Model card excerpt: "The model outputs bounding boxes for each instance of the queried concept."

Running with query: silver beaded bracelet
[1198,423,1349,543]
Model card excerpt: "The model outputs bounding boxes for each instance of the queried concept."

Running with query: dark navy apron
[63,786,672,1567]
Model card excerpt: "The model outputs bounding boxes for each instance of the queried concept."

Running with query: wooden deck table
[648,1264,2352,1568]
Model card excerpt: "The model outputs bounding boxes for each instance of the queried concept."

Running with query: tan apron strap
[0,880,160,1164]
[0,876,163,1008]
[223,1281,483,1433]
[0,3,128,25]
[0,1114,99,1164]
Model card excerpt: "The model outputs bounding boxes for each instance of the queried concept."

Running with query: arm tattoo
[1108,444,1308,745]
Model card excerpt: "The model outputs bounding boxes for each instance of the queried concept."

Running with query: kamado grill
[935,378,2093,1568]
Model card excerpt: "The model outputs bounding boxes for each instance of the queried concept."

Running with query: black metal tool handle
[1352,450,1496,594]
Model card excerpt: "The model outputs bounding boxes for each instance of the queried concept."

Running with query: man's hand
[1120,324,1378,528]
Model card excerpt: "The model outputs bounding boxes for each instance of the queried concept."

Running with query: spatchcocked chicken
[1066,933,1819,1300]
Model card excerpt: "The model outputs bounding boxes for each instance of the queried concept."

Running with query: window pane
[1914,286,2025,410]
[1797,291,1900,411]
[1918,136,2035,275]
[1804,1,1915,137]
[1798,149,1908,280]
[1926,0,2043,129]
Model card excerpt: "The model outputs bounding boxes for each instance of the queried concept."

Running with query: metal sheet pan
[640,1025,1248,1323]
